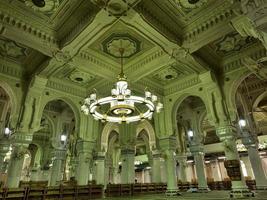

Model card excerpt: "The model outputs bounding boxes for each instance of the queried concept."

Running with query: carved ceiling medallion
[153,66,180,82]
[102,33,141,58]
[69,70,95,85]
[176,0,208,9]
[25,0,60,15]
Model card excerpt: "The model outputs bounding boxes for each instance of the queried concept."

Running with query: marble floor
[101,191,267,200]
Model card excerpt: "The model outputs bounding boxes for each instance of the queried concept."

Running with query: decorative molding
[126,49,164,74]
[164,75,201,95]
[47,79,85,97]
[134,2,180,44]
[0,10,57,44]
[0,60,22,78]
[79,51,118,72]
[59,2,100,47]
[223,44,266,73]
[184,2,235,43]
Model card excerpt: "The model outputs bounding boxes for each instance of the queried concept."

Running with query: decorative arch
[136,120,156,149]
[0,80,18,123]
[101,120,157,152]
[253,91,267,109]
[101,122,119,152]
[41,112,56,137]
[171,93,209,127]
[226,70,252,117]
[38,96,80,135]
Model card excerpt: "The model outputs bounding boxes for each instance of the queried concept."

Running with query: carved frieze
[0,38,27,61]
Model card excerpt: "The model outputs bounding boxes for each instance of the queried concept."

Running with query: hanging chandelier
[81,48,163,123]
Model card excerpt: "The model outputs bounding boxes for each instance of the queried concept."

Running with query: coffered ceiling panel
[87,21,155,64]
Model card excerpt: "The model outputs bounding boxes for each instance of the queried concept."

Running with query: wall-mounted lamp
[187,129,194,139]
[4,127,11,135]
[60,134,67,142]
[238,119,246,128]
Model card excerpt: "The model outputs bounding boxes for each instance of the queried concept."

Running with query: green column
[76,141,94,185]
[50,149,66,186]
[159,137,179,195]
[151,150,162,183]
[246,144,267,189]
[30,167,40,181]
[216,126,253,198]
[0,140,9,173]
[95,152,106,185]
[121,148,135,184]
[164,149,179,194]
[7,145,28,188]
[176,155,188,183]
[190,144,209,192]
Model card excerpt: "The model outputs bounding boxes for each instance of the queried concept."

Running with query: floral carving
[0,39,26,59]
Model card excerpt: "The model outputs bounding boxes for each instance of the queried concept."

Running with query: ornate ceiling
[0,0,266,96]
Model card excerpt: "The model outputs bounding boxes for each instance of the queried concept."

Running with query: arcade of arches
[0,0,267,199]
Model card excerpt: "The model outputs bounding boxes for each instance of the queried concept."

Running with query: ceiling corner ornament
[25,0,60,15]
[81,48,163,124]
[176,0,207,9]
[92,0,129,17]
[102,33,141,58]
[154,66,179,81]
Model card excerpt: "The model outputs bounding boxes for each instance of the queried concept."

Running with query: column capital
[12,132,33,145]
[76,140,95,154]
[152,150,161,158]
[121,148,135,155]
[53,149,67,160]
[11,145,29,160]
[0,140,10,155]
[215,125,237,141]
[159,137,176,151]
[189,144,204,155]
[240,131,258,148]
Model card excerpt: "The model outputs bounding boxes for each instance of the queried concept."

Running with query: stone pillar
[76,140,94,185]
[176,155,188,183]
[120,148,135,184]
[30,167,40,181]
[247,145,267,189]
[164,149,179,194]
[193,152,209,191]
[241,133,267,189]
[69,156,78,179]
[151,150,162,183]
[216,126,253,198]
[0,140,10,173]
[211,159,222,182]
[7,145,28,188]
[50,149,66,186]
[159,137,179,195]
[190,145,209,192]
[95,152,106,185]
